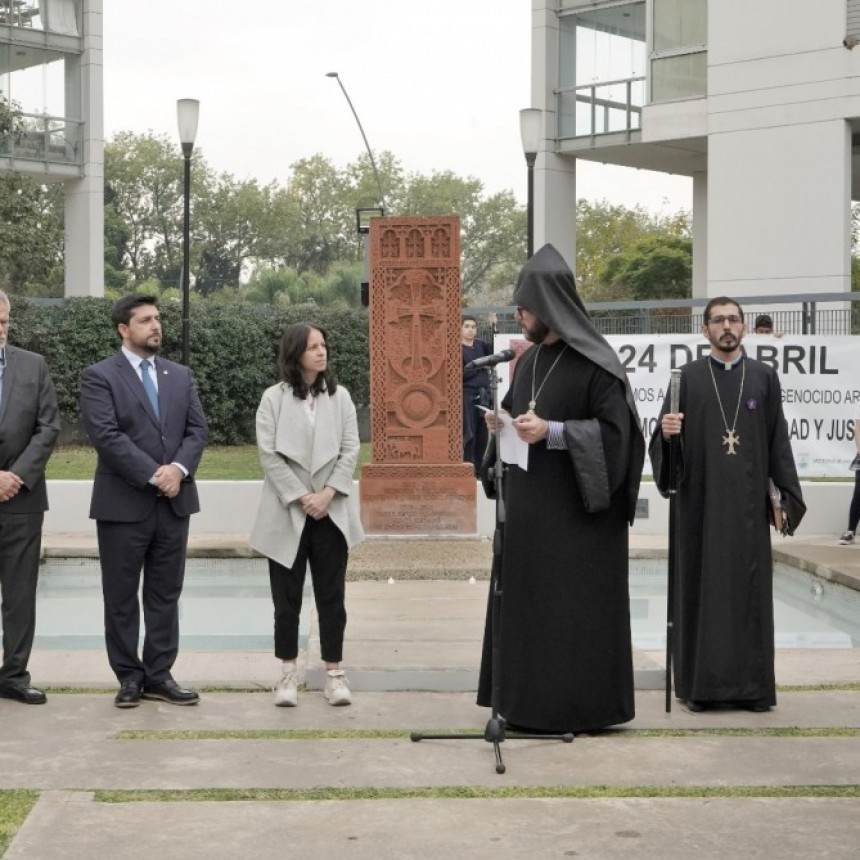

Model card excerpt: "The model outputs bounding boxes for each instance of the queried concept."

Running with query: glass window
[651,52,707,102]
[653,0,707,51]
[560,3,646,88]
[558,2,646,138]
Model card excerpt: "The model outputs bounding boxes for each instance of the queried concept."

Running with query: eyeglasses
[707,315,743,326]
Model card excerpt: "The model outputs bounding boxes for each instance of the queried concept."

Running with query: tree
[602,234,692,300]
[277,155,353,274]
[194,174,278,295]
[575,199,691,301]
[0,97,64,294]
[103,131,193,286]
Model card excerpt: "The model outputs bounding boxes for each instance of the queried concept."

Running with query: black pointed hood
[512,243,645,523]
[512,243,626,384]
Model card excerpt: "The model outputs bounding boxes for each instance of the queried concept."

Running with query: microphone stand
[411,362,574,773]
[665,368,682,713]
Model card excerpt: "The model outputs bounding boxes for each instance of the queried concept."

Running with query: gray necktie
[140,359,160,417]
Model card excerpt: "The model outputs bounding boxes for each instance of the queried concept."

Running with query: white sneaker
[839,531,855,545]
[273,671,298,707]
[324,670,352,706]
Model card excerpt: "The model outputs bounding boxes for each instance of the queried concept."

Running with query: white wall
[706,0,854,298]
[44,479,852,541]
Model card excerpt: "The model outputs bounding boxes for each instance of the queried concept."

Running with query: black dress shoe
[685,699,708,712]
[114,681,142,708]
[0,683,47,705]
[141,679,199,705]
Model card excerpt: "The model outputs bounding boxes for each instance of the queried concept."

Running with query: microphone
[465,349,515,370]
[669,368,682,414]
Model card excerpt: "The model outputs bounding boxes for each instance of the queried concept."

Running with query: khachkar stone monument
[359,215,477,534]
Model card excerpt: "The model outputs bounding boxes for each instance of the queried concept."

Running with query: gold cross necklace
[707,356,745,455]
[528,344,568,415]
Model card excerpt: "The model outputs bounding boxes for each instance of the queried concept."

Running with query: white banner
[493,333,859,478]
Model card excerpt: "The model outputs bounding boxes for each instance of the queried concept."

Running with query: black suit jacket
[0,346,60,513]
[80,352,208,522]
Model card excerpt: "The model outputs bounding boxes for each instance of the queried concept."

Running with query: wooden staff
[665,368,682,713]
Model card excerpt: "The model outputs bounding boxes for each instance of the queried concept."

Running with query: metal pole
[181,149,191,366]
[525,152,536,259]
[326,72,386,213]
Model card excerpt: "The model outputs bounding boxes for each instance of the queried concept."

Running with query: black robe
[477,341,637,732]
[649,355,805,706]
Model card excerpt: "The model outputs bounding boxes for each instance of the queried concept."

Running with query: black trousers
[463,385,489,470]
[268,515,348,663]
[97,499,190,685]
[849,469,860,533]
[0,511,43,686]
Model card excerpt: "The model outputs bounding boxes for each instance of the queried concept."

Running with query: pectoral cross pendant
[722,429,740,455]
[527,399,537,414]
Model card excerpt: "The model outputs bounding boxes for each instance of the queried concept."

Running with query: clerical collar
[709,351,744,372]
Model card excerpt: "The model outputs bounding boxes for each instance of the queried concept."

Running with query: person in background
[651,297,805,714]
[80,294,208,709]
[478,246,644,734]
[838,400,860,545]
[462,312,497,475]
[0,290,61,705]
[753,314,784,337]
[249,322,364,708]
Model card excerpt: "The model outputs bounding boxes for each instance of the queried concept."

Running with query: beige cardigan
[248,382,364,569]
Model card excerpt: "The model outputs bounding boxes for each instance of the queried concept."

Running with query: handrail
[0,111,82,165]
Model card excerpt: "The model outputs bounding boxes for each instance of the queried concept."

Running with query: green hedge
[8,298,370,444]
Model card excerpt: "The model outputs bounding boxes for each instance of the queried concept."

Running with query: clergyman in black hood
[477,243,645,733]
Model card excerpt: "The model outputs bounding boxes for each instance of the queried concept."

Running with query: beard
[713,332,740,354]
[523,317,550,343]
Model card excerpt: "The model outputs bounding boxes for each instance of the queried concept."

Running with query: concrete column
[530,0,576,269]
[65,0,104,297]
[691,171,707,299]
[534,152,576,270]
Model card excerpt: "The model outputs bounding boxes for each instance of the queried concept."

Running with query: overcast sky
[101,1,691,213]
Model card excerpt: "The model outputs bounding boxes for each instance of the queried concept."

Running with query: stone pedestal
[359,216,476,534]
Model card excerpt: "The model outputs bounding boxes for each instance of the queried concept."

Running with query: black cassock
[477,341,636,732]
[649,355,805,707]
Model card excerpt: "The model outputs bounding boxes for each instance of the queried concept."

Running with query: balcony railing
[558,75,646,140]
[0,113,82,166]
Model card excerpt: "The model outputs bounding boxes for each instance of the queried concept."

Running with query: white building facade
[0,0,103,297]
[532,0,860,305]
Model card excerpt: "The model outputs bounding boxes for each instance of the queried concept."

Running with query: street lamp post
[519,108,541,259]
[176,98,199,366]
[326,72,386,214]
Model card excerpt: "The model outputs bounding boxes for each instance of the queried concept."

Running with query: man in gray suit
[0,289,61,705]
[80,294,208,708]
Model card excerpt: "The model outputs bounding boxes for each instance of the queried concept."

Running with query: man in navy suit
[0,289,60,705]
[80,294,208,708]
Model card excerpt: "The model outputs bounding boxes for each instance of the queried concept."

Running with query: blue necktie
[140,359,160,417]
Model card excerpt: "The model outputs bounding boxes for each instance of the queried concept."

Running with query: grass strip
[0,791,39,856]
[112,726,860,741]
[778,683,860,692]
[93,785,860,804]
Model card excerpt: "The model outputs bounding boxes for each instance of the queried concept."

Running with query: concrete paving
[1,533,859,858]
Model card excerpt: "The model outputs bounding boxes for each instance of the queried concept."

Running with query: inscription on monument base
[360,464,477,535]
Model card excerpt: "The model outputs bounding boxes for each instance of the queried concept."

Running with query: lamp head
[176,98,200,154]
[326,71,339,78]
[519,108,542,158]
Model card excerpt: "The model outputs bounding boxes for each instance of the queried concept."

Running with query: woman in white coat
[250,323,364,707]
